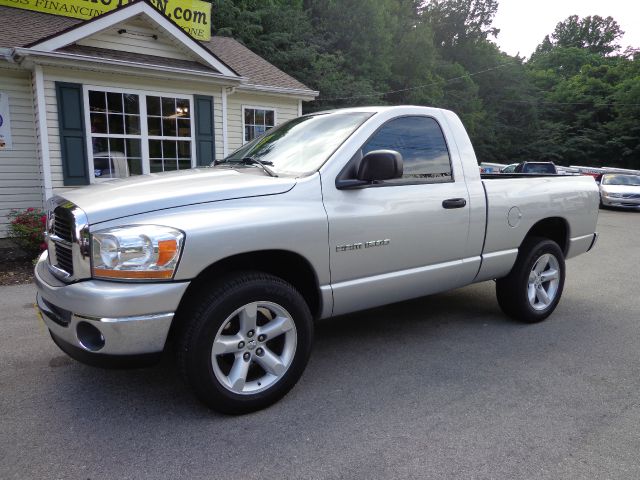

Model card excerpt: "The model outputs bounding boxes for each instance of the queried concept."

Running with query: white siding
[77,18,195,61]
[226,92,300,155]
[42,66,223,191]
[0,66,42,238]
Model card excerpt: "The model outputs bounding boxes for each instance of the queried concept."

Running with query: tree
[206,1,637,169]
[305,0,398,91]
[527,44,640,168]
[423,0,499,53]
[534,15,624,56]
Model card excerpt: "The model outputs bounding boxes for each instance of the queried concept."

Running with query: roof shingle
[0,6,81,48]
[204,36,312,92]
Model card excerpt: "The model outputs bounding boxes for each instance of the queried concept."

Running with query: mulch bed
[0,241,36,286]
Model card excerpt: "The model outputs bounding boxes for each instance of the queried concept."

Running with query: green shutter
[55,82,89,186]
[194,95,215,166]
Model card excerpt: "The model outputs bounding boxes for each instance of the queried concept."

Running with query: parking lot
[1,208,639,480]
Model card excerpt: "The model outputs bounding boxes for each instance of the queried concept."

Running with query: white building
[0,1,318,236]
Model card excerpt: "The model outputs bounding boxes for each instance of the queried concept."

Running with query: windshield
[601,174,640,186]
[523,163,556,174]
[216,112,373,176]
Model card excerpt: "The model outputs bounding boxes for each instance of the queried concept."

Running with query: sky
[492,0,640,58]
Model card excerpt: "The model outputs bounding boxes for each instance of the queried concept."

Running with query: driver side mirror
[335,149,404,189]
[357,150,403,181]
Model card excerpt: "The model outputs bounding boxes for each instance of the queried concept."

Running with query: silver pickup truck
[35,106,599,413]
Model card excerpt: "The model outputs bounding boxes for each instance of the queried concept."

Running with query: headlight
[92,225,184,280]
[606,192,623,198]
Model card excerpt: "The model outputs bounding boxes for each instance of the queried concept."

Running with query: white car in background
[599,173,640,209]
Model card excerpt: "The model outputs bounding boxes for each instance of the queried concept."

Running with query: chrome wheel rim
[527,253,560,311]
[211,301,297,395]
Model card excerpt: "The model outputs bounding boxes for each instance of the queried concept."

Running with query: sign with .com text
[0,0,211,41]
[0,92,12,151]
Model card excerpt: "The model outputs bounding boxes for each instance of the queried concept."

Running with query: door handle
[442,198,467,209]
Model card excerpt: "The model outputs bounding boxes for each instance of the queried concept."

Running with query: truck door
[322,115,478,316]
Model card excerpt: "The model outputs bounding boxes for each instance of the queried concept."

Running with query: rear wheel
[496,237,565,323]
[177,272,313,414]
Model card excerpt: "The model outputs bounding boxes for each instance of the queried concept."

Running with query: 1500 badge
[336,239,390,252]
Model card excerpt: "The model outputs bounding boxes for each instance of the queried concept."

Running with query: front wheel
[496,237,566,323]
[177,272,313,414]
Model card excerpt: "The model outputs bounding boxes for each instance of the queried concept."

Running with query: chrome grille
[46,198,91,282]
[51,206,75,275]
[54,242,74,275]
[53,207,74,242]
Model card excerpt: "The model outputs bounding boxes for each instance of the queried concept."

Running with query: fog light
[76,321,105,352]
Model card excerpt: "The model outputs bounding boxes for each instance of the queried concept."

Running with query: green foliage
[208,2,639,169]
[424,0,499,53]
[8,208,47,256]
[534,15,624,56]
[527,45,640,169]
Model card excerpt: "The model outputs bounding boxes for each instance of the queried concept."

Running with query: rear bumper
[34,251,189,357]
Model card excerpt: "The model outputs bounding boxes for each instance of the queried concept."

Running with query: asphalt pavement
[1,209,639,480]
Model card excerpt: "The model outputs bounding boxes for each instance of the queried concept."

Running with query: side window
[362,116,452,183]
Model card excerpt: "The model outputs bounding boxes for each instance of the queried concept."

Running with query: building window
[87,88,194,180]
[88,91,143,178]
[243,107,275,143]
[146,96,192,172]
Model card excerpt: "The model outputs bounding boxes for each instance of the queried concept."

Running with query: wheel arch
[521,217,570,256]
[174,249,322,323]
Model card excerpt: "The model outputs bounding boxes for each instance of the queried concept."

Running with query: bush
[8,207,47,256]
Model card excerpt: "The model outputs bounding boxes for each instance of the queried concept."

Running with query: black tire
[496,237,566,323]
[177,271,313,414]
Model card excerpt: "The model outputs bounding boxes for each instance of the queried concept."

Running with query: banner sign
[0,92,12,151]
[0,0,211,41]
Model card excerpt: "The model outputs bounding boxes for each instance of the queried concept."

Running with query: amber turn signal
[157,239,178,266]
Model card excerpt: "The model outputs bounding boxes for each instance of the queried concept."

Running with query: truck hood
[59,168,296,224]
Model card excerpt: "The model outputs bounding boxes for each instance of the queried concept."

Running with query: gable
[75,16,195,62]
[27,1,238,78]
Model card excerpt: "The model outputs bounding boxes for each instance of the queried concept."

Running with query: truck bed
[482,174,598,253]
[480,173,569,179]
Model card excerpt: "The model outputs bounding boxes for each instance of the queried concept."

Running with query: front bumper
[34,252,189,357]
[601,196,640,208]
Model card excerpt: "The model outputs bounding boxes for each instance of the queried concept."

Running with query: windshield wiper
[238,157,278,177]
[214,157,278,177]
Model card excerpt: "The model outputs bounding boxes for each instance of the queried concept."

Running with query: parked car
[34,106,600,414]
[500,163,518,173]
[599,173,640,209]
[513,161,557,174]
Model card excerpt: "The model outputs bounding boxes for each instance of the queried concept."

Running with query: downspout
[33,64,53,200]
[222,86,236,158]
